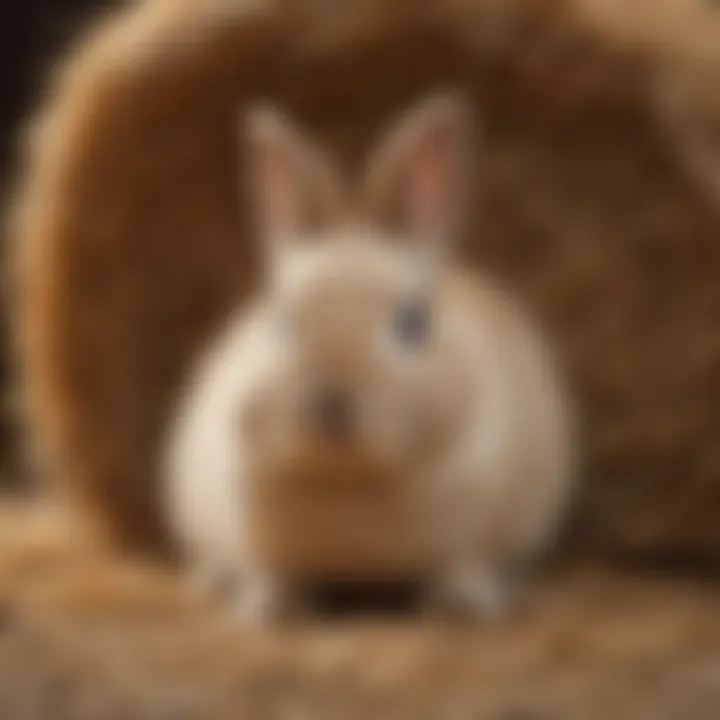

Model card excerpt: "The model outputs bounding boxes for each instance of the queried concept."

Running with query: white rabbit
[164,93,575,621]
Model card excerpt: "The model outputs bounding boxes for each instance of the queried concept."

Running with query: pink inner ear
[258,142,298,241]
[410,126,453,239]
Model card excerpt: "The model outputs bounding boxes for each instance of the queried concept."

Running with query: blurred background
[1,0,720,717]
[0,0,114,488]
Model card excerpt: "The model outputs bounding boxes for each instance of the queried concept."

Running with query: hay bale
[12,0,720,558]
[0,500,719,719]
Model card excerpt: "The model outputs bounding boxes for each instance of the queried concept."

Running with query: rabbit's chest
[247,480,449,581]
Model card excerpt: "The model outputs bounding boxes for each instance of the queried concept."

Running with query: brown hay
[11,0,720,559]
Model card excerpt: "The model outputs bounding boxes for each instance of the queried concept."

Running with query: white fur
[164,310,274,587]
[164,95,575,621]
[164,248,574,620]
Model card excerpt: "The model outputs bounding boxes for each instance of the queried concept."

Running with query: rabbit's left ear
[245,106,343,256]
[363,93,472,258]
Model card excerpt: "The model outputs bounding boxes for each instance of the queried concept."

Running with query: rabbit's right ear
[245,107,343,256]
[363,93,472,260]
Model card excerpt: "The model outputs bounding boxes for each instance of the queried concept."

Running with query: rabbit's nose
[308,387,356,441]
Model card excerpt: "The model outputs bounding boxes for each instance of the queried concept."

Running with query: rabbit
[164,93,575,622]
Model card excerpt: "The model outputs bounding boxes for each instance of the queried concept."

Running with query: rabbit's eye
[393,298,430,347]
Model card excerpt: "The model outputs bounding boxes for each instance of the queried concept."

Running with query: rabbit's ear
[364,93,472,258]
[245,106,343,254]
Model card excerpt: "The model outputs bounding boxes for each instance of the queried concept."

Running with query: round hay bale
[12,0,720,560]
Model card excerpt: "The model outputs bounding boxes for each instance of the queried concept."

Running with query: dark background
[0,0,111,185]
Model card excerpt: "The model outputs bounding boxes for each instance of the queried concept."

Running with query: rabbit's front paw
[425,562,517,620]
[232,574,301,626]
[188,562,237,600]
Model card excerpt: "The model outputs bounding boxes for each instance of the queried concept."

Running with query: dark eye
[393,298,430,347]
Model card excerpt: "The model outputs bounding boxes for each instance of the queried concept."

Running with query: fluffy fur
[165,96,573,620]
